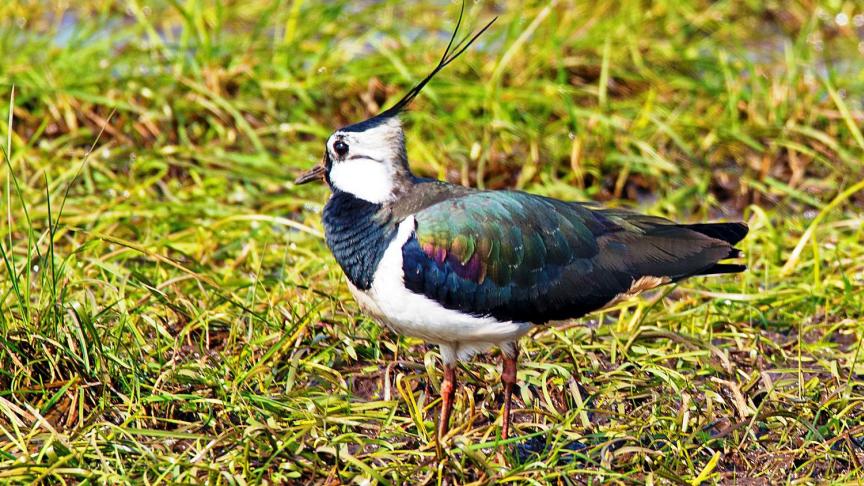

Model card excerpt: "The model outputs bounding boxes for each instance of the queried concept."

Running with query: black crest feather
[341,3,496,132]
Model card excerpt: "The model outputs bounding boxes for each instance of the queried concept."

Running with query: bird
[294,9,748,445]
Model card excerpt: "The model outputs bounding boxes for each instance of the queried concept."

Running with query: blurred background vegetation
[0,0,862,483]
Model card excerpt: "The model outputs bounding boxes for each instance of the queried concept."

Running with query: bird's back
[401,188,747,323]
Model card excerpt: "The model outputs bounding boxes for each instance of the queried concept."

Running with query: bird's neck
[327,155,415,204]
[322,189,400,290]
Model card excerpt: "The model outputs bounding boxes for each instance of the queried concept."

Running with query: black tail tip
[702,263,747,275]
[686,222,749,245]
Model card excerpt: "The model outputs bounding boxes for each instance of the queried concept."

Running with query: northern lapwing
[295,10,748,444]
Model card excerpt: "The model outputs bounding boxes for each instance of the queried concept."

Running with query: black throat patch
[322,190,398,290]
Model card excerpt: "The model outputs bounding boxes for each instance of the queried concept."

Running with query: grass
[1,0,863,483]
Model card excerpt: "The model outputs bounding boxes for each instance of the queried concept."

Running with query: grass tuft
[1,0,863,483]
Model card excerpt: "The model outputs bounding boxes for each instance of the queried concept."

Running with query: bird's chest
[322,192,421,334]
[322,191,396,290]
[329,216,436,338]
[340,219,422,334]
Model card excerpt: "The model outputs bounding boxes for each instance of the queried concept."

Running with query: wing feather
[402,191,746,323]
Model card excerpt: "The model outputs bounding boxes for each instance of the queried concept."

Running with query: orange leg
[501,349,518,440]
[438,363,456,440]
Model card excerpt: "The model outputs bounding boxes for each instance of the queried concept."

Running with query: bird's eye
[333,140,349,156]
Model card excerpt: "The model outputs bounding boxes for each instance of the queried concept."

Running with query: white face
[326,117,404,204]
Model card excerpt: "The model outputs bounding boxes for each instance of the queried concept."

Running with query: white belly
[346,216,533,363]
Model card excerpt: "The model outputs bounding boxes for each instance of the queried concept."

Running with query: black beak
[294,163,326,185]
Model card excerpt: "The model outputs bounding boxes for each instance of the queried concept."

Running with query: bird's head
[295,5,496,204]
[295,115,410,204]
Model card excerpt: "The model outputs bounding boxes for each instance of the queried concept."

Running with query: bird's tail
[680,222,749,276]
[681,222,749,245]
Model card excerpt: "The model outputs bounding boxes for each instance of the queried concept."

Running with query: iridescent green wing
[402,191,746,323]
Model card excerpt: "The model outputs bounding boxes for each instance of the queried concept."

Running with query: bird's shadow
[511,434,591,465]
